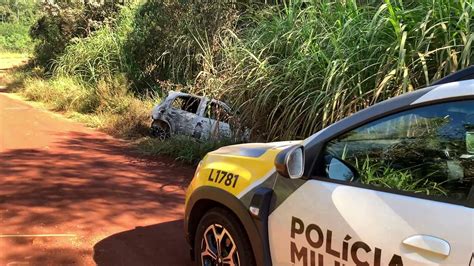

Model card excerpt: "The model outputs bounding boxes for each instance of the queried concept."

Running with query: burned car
[151,91,246,141]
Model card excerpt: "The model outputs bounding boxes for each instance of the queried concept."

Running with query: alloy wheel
[200,223,240,266]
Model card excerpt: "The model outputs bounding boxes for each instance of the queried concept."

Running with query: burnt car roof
[167,91,232,110]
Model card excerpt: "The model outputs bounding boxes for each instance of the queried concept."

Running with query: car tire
[194,207,256,266]
[150,121,170,140]
[193,124,203,140]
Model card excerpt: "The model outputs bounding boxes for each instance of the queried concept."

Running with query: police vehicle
[184,67,474,266]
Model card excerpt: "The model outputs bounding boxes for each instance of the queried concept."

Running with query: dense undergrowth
[214,0,474,140]
[0,0,38,52]
[3,0,474,163]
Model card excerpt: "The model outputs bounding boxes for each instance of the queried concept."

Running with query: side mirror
[324,155,357,182]
[275,145,305,179]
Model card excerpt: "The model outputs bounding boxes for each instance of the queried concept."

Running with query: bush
[54,5,135,84]
[0,0,39,52]
[125,1,238,92]
[30,6,87,69]
[30,1,123,70]
[0,23,33,52]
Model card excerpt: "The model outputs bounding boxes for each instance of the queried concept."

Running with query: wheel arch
[152,119,172,132]
[185,186,264,265]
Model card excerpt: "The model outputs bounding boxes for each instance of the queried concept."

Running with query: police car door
[269,100,474,266]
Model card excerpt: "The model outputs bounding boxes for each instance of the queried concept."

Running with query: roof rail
[432,65,474,86]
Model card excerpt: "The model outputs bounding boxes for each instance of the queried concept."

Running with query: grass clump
[53,5,135,84]
[29,1,124,70]
[21,76,96,112]
[19,73,155,139]
[92,87,154,139]
[136,136,234,164]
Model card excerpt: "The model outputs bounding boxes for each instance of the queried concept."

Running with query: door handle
[402,235,450,256]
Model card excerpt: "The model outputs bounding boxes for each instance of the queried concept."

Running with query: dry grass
[1,63,157,140]
[21,75,157,139]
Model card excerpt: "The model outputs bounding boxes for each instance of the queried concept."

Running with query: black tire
[194,207,255,266]
[150,121,170,140]
[192,125,203,140]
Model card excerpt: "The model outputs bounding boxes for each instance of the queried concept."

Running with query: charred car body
[151,91,246,141]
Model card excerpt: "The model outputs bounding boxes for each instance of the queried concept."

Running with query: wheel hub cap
[200,223,240,266]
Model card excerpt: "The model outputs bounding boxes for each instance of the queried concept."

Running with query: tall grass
[26,5,155,139]
[19,73,154,139]
[124,1,238,92]
[53,6,135,84]
[21,76,96,112]
[211,0,473,140]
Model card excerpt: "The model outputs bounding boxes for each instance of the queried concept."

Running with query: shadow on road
[0,131,191,231]
[94,219,192,266]
[0,130,194,264]
[2,245,91,265]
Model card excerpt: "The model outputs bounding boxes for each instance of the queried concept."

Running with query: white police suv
[184,67,474,266]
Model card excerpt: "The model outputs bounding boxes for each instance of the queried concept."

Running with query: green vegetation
[29,1,123,69]
[2,0,473,163]
[53,5,135,84]
[0,22,31,51]
[16,71,153,139]
[5,3,153,140]
[356,157,448,196]
[219,0,473,140]
[124,1,236,91]
[0,0,38,52]
[137,136,234,164]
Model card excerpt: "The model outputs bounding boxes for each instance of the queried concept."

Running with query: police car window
[171,96,200,114]
[323,100,474,202]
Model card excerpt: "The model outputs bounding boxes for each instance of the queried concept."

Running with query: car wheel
[194,208,255,266]
[193,124,203,140]
[150,121,170,140]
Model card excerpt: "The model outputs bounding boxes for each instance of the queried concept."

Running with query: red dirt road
[0,91,194,265]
